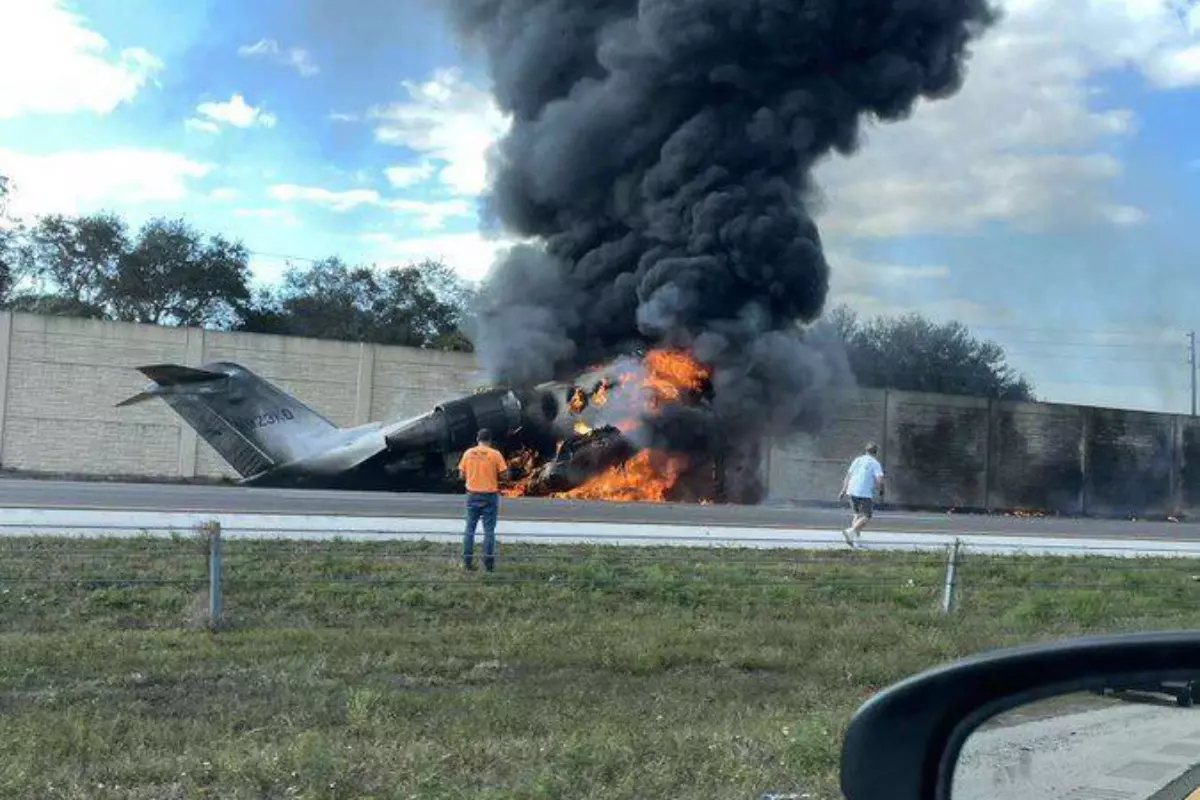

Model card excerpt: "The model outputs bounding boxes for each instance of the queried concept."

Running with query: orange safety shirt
[458,445,508,493]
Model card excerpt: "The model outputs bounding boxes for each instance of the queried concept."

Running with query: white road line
[1,508,1198,558]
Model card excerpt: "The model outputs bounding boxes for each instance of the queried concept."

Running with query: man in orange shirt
[458,428,509,571]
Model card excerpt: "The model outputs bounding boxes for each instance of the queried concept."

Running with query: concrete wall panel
[989,401,1085,514]
[369,346,483,423]
[1183,418,1200,513]
[766,389,886,503]
[885,391,990,509]
[201,330,364,426]
[0,311,1195,518]
[1,314,187,475]
[1084,407,1175,516]
[0,312,483,481]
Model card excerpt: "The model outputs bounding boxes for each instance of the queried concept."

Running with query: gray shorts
[850,496,874,518]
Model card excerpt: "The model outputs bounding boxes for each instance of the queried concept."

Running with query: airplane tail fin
[118,361,339,479]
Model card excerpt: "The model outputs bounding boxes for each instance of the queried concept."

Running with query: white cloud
[328,111,359,122]
[831,251,939,294]
[389,198,475,229]
[385,161,436,188]
[828,251,949,293]
[872,264,950,283]
[247,253,294,287]
[269,184,380,212]
[812,0,1200,239]
[1147,43,1200,86]
[187,93,277,132]
[233,207,299,226]
[210,187,240,200]
[823,249,1007,328]
[358,4,1196,242]
[361,230,525,282]
[269,183,475,228]
[831,287,1006,330]
[237,38,275,57]
[237,38,319,77]
[367,68,511,196]
[0,0,163,118]
[184,118,220,134]
[0,147,212,219]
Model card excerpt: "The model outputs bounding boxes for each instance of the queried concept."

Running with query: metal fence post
[205,521,223,629]
[941,538,962,614]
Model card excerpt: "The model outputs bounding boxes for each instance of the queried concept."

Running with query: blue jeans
[463,491,499,570]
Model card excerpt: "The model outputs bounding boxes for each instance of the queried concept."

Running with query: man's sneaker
[841,528,858,548]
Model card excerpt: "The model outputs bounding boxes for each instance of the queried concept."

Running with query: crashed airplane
[116,353,764,502]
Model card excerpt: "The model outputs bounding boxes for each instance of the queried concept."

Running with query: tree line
[818,305,1034,401]
[0,173,1032,399]
[0,177,474,351]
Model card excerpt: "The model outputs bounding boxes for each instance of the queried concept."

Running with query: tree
[418,258,477,320]
[0,174,13,304]
[1,180,475,349]
[240,257,475,351]
[374,260,475,350]
[11,213,252,328]
[14,212,127,318]
[253,257,381,342]
[821,304,1034,400]
[108,217,251,327]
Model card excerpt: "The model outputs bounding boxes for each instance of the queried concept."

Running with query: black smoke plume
[449,0,999,453]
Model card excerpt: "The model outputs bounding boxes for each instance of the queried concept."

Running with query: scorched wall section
[0,311,1195,518]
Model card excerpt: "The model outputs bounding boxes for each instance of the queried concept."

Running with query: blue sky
[1,0,1198,415]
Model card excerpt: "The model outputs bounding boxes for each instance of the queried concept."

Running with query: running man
[458,428,509,571]
[838,442,885,548]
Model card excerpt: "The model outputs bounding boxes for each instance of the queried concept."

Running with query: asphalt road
[952,695,1200,800]
[2,477,1199,541]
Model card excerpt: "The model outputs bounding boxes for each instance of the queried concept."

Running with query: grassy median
[0,535,1198,799]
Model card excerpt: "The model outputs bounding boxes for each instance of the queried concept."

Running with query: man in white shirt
[838,442,885,548]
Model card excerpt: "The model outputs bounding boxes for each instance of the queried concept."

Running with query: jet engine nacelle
[383,388,524,454]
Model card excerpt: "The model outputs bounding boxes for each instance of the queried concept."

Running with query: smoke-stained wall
[770,391,1196,518]
[766,389,886,503]
[989,401,1086,514]
[0,311,1195,517]
[1083,408,1175,517]
[1183,419,1200,513]
[884,392,990,509]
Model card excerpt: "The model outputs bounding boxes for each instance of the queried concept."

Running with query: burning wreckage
[117,349,766,504]
[120,1,1002,508]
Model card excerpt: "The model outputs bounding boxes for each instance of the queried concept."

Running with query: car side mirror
[839,630,1200,800]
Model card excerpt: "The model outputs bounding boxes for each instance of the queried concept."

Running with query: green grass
[0,534,1198,799]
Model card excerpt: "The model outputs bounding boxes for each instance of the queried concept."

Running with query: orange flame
[553,450,689,503]
[568,387,586,414]
[642,349,710,407]
[500,348,713,502]
[592,380,610,407]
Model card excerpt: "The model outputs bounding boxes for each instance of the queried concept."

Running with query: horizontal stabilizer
[115,363,231,408]
[136,364,228,385]
[114,391,157,408]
